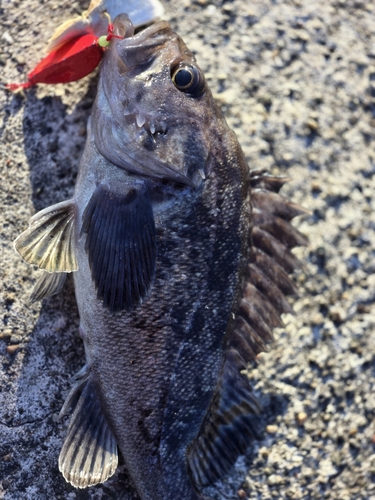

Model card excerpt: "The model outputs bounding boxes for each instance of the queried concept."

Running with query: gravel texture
[1,0,375,499]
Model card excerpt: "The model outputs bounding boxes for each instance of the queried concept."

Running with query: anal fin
[59,371,118,488]
[189,350,261,487]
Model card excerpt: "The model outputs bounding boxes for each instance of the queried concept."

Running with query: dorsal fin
[232,170,307,364]
[189,170,307,487]
[81,183,156,313]
[251,189,307,221]
[249,169,290,191]
[14,199,77,273]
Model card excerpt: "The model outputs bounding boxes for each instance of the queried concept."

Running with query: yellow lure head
[98,35,110,48]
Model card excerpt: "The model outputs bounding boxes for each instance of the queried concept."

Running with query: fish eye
[171,64,205,97]
[174,68,193,88]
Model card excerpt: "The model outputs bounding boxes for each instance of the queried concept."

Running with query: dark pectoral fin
[82,184,156,313]
[14,199,77,272]
[59,371,118,488]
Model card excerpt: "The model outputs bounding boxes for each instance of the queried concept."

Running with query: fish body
[15,15,307,500]
[72,134,247,499]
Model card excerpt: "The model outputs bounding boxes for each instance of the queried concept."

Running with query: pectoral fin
[59,373,118,488]
[82,184,156,313]
[29,271,67,303]
[14,199,77,273]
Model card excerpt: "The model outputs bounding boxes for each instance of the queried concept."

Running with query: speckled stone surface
[0,0,374,499]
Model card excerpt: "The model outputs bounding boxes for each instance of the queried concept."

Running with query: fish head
[93,14,226,187]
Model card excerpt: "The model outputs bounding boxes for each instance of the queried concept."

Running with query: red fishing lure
[6,25,121,90]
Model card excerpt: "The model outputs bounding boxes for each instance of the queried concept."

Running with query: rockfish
[15,14,307,500]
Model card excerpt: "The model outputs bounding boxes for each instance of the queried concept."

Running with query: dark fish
[14,14,307,500]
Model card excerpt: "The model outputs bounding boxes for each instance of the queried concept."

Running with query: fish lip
[118,20,171,49]
[113,19,176,72]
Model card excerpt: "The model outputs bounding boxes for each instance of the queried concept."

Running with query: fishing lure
[7,0,164,90]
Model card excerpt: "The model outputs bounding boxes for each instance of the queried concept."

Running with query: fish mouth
[126,21,172,46]
[114,17,174,69]
[112,14,170,44]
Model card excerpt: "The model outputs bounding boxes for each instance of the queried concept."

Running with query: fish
[14,13,308,500]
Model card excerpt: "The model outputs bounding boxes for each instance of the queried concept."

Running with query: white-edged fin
[59,377,118,488]
[14,199,77,273]
[29,271,67,303]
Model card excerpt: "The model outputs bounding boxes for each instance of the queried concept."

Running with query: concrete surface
[0,0,374,499]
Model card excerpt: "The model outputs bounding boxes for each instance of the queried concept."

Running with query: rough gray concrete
[1,0,374,499]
